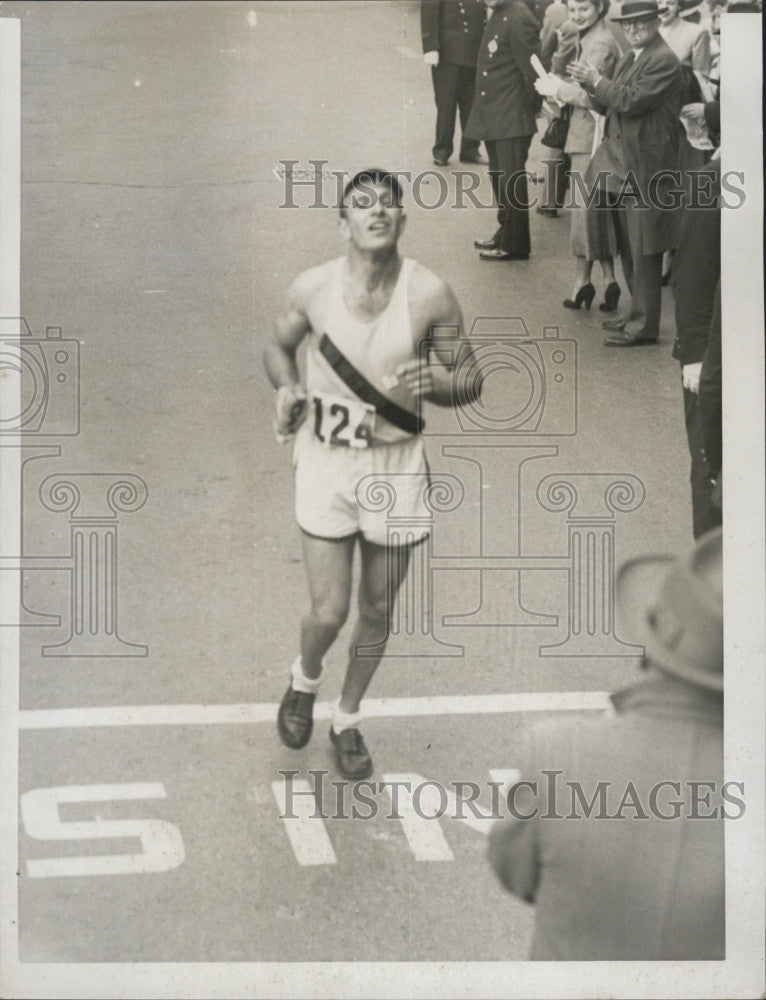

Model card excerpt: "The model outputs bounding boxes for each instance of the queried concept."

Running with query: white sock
[331,704,362,733]
[290,656,322,694]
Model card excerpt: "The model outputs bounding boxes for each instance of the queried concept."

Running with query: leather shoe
[460,152,488,164]
[604,331,659,347]
[277,683,315,749]
[473,236,498,250]
[330,727,373,779]
[479,248,529,261]
[433,156,449,167]
[601,318,627,333]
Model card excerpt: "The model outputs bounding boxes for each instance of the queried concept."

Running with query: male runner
[264,169,481,779]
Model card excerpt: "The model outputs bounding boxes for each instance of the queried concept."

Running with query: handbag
[541,105,571,150]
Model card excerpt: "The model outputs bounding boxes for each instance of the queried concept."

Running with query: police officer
[464,0,543,260]
[421,0,488,166]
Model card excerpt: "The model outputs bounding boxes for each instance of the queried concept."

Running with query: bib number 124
[312,393,374,448]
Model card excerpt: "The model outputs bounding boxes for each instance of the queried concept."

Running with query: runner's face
[340,183,405,251]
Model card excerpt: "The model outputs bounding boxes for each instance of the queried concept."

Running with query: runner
[264,168,481,779]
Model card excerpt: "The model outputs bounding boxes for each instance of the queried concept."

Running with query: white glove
[534,73,563,99]
[274,383,308,443]
[682,362,703,394]
[424,50,440,66]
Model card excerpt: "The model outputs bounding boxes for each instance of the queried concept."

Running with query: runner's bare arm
[264,270,321,440]
[264,272,315,390]
[399,270,483,408]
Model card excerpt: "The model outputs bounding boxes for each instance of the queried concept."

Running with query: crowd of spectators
[420,0,742,535]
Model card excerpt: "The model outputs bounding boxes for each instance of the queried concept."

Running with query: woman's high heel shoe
[563,283,596,311]
[599,281,621,313]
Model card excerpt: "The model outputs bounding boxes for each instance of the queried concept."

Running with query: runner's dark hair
[340,169,403,218]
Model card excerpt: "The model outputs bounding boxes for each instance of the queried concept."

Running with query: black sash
[318,333,424,436]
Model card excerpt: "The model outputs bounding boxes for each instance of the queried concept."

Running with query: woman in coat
[658,0,711,77]
[537,0,623,311]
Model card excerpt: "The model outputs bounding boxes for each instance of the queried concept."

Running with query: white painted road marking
[18,691,610,730]
[383,774,455,862]
[21,783,185,878]
[270,778,337,867]
[272,769,526,866]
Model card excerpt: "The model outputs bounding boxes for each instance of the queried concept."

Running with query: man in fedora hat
[488,527,727,959]
[567,0,683,345]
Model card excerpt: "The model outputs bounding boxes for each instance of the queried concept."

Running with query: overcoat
[587,32,683,253]
[553,17,621,155]
[489,674,725,960]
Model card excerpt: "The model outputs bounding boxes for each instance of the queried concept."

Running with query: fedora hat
[612,0,661,19]
[616,527,723,691]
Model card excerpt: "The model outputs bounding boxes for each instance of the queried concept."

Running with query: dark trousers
[612,206,663,339]
[683,385,722,539]
[431,63,480,161]
[486,135,533,255]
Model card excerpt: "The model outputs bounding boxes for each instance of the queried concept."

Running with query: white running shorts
[293,424,431,546]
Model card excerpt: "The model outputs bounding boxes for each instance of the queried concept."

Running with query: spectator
[670,100,721,536]
[568,0,683,346]
[659,0,712,76]
[658,0,713,289]
[466,0,543,261]
[537,15,578,217]
[540,0,570,66]
[488,526,725,960]
[698,282,722,511]
[535,0,623,310]
[421,0,488,166]
[706,0,725,77]
[679,0,704,20]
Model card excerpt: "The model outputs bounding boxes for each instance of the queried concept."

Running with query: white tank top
[305,256,420,446]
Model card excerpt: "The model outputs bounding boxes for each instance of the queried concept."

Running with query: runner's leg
[337,536,412,713]
[299,531,356,679]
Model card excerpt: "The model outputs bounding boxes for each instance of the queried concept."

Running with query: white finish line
[18,691,610,731]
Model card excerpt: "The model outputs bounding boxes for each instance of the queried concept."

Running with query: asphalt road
[6,0,693,970]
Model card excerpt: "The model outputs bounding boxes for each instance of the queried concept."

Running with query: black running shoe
[277,683,315,749]
[329,726,373,779]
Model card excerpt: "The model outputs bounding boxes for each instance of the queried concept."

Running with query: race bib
[310,392,375,448]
